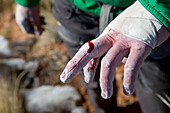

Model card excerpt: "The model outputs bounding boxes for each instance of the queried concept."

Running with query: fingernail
[101,91,108,99]
[60,71,67,83]
[84,76,90,83]
[123,85,134,96]
[123,86,130,96]
[35,31,41,36]
[101,89,111,99]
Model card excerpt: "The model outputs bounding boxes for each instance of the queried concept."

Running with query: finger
[29,15,43,36]
[15,5,33,34]
[100,43,126,99]
[40,16,46,25]
[123,45,151,95]
[83,57,99,83]
[16,17,34,34]
[21,21,34,34]
[122,57,127,63]
[32,20,43,36]
[60,33,118,83]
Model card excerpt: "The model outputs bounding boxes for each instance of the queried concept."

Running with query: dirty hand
[60,1,170,99]
[15,4,44,36]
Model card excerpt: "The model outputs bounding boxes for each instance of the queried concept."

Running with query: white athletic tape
[103,1,162,48]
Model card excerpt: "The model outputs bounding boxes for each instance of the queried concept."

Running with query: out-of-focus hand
[15,4,44,36]
[60,1,170,99]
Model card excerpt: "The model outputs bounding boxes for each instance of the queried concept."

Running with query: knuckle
[101,58,112,68]
[133,45,144,51]
[132,41,146,51]
[125,66,135,75]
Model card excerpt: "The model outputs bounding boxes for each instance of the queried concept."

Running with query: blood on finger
[61,41,94,79]
[87,58,98,72]
[62,72,66,78]
[69,54,86,73]
[87,41,94,53]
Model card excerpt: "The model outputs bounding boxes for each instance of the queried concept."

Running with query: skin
[60,27,170,99]
[15,4,44,36]
[83,57,99,83]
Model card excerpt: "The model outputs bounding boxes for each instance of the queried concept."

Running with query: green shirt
[139,0,170,32]
[67,0,136,16]
[15,0,40,7]
[15,0,170,31]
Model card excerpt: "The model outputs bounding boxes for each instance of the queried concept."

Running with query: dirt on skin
[0,1,142,113]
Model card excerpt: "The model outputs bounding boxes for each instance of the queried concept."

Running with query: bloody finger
[60,35,115,83]
[83,57,99,83]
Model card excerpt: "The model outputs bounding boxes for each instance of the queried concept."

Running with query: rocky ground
[0,0,142,113]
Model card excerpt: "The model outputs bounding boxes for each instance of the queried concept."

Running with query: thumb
[29,6,43,36]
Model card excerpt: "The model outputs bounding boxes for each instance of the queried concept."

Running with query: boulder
[22,85,86,113]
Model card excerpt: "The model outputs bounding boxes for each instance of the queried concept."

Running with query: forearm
[15,0,40,7]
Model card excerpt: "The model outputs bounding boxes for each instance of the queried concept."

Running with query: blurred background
[0,0,142,113]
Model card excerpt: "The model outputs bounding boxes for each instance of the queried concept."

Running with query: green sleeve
[15,0,40,7]
[68,0,101,16]
[68,0,136,16]
[139,0,170,32]
[98,0,136,8]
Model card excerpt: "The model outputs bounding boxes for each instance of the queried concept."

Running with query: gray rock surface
[22,85,86,113]
[24,61,39,72]
[71,107,87,113]
[0,58,26,70]
[0,35,11,55]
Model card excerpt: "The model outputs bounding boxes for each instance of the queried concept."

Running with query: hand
[60,1,170,99]
[60,29,152,99]
[15,4,44,36]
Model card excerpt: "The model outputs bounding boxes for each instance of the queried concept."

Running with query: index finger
[60,34,116,83]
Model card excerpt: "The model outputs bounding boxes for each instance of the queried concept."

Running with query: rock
[25,61,39,72]
[0,36,36,58]
[0,58,26,70]
[35,50,68,85]
[0,59,39,89]
[71,107,87,113]
[22,85,83,113]
[0,64,12,81]
[34,30,60,49]
[0,58,39,71]
[22,61,39,88]
[9,38,37,57]
[21,72,37,89]
[0,35,11,56]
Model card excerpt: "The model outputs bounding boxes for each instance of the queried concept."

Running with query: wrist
[105,1,162,49]
[156,26,170,47]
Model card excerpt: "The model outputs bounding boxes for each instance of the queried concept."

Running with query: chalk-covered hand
[60,1,169,99]
[15,4,44,36]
